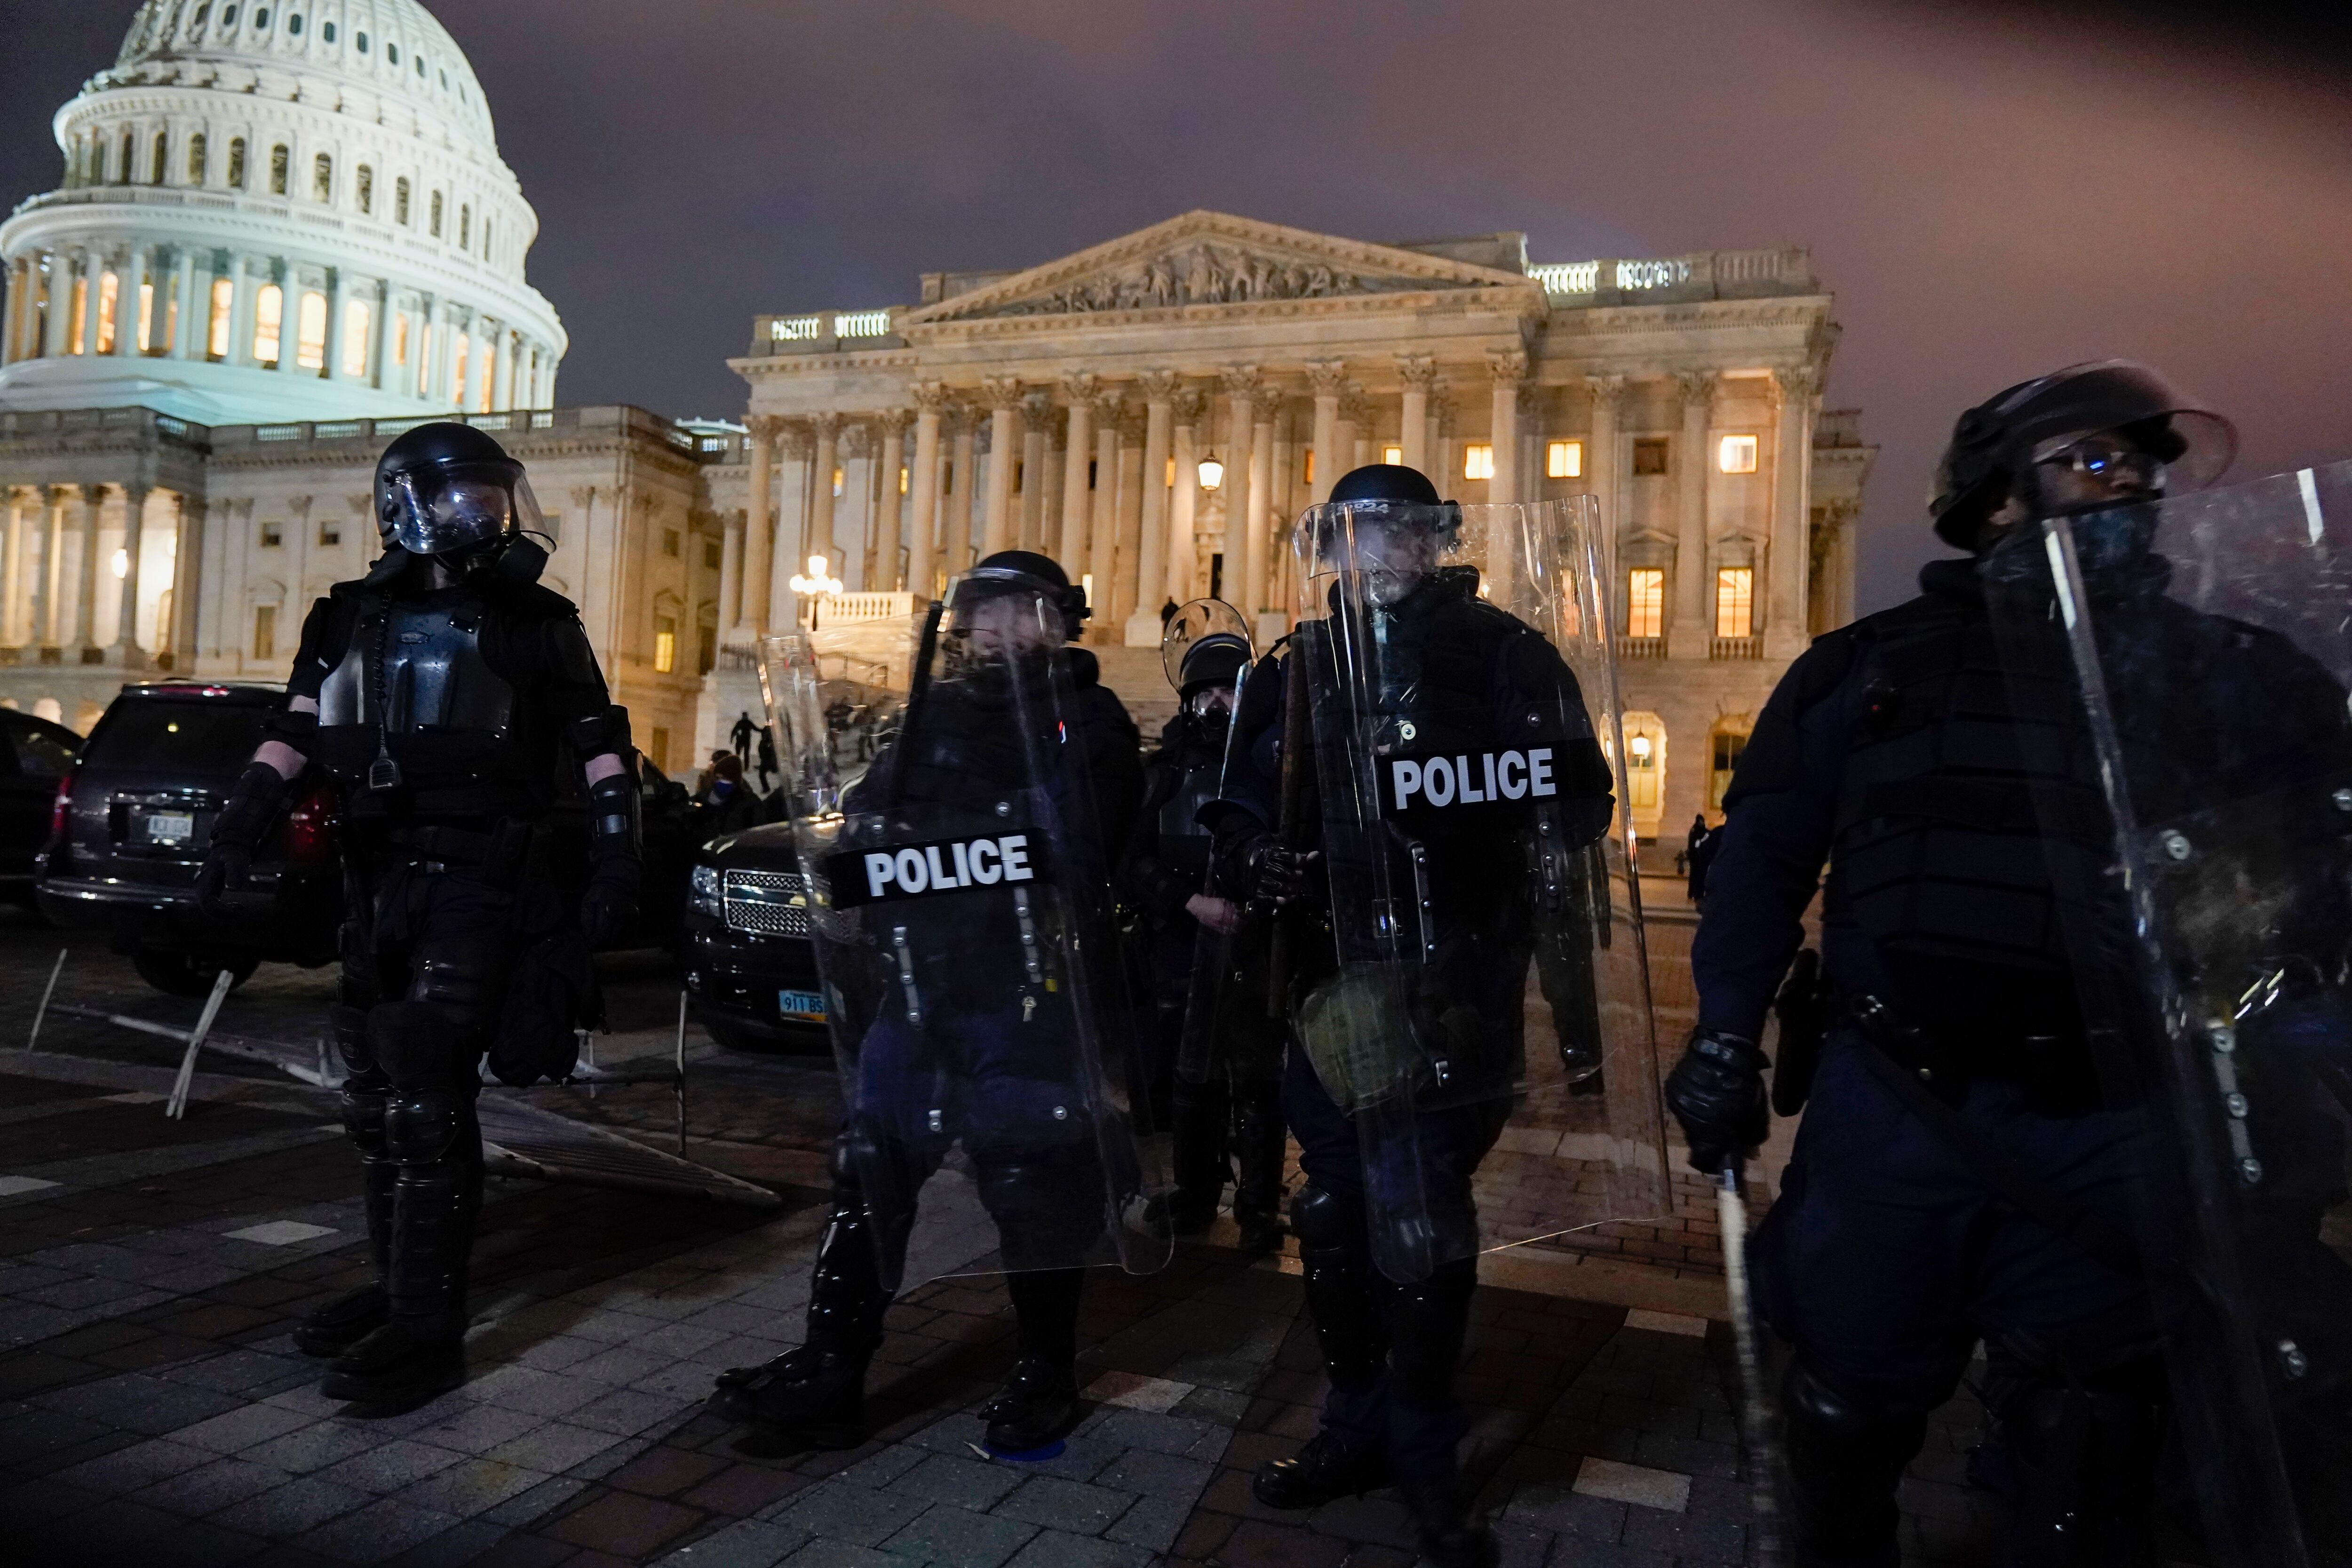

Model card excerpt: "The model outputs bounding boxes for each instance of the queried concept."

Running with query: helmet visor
[1160,597,1252,689]
[383,462,543,556]
[1296,500,1457,609]
[2029,409,2237,498]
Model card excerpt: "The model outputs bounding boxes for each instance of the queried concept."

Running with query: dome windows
[254,9,270,30]
[118,130,134,185]
[357,165,373,215]
[429,191,443,237]
[269,143,288,196]
[395,176,410,224]
[312,154,332,202]
[356,31,367,52]
[323,21,334,44]
[287,15,303,37]
[387,42,398,64]
[459,204,470,250]
[221,6,236,26]
[152,132,168,186]
[193,4,210,26]
[227,136,246,187]
[188,133,207,183]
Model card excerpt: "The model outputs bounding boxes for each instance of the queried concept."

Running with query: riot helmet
[944,551,1087,683]
[1160,596,1252,713]
[373,422,546,559]
[1301,464,1462,608]
[1930,361,2235,550]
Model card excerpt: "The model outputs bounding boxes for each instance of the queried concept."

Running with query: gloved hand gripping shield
[759,583,1171,1296]
[1289,496,1670,1282]
[1979,462,2352,1567]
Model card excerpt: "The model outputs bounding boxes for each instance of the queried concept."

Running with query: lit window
[1382,445,1403,465]
[653,617,677,675]
[69,276,87,354]
[1547,439,1583,479]
[1626,731,1660,812]
[452,333,468,403]
[295,290,327,370]
[1164,456,1175,487]
[253,605,276,660]
[1709,731,1748,811]
[395,176,410,224]
[1463,444,1495,481]
[252,283,283,364]
[393,311,409,366]
[342,299,371,377]
[1626,568,1664,639]
[269,143,288,195]
[429,191,443,237]
[95,272,119,355]
[1718,434,1758,474]
[356,165,372,214]
[899,466,909,495]
[207,277,232,358]
[259,521,283,548]
[1632,438,1669,476]
[188,132,206,183]
[313,153,332,202]
[1715,567,1754,638]
[831,467,844,498]
[1303,450,1314,486]
[137,281,154,352]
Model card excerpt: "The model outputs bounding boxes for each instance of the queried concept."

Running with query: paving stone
[246,1420,391,1476]
[768,1478,930,1545]
[318,1439,471,1496]
[402,1404,546,1457]
[135,1453,296,1516]
[1619,1505,1747,1563]
[0,1473,106,1526]
[1082,1407,1221,1458]
[565,1385,695,1438]
[658,1518,810,1568]
[481,1421,628,1475]
[877,1501,1037,1568]
[990,1473,1136,1535]
[891,1452,1021,1511]
[465,1368,608,1419]
[775,1542,903,1568]
[381,1516,509,1568]
[1573,1455,1692,1512]
[1101,1488,1188,1551]
[1503,1480,1629,1541]
[481,1473,591,1527]
[35,1370,245,1435]
[389,1457,554,1518]
[294,1495,465,1565]
[51,1434,221,1495]
[542,1487,705,1557]
[1000,1528,1153,1568]
[211,1475,379,1535]
[1092,1446,1215,1496]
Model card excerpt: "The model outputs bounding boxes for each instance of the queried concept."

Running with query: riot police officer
[1664,362,2323,1564]
[708,549,1146,1455]
[1210,465,1616,1568]
[1119,611,1286,1251]
[198,422,641,1405]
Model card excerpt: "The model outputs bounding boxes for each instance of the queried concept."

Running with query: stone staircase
[1092,645,1180,740]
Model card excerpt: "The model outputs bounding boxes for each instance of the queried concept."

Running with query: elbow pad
[566,704,634,761]
[586,769,642,865]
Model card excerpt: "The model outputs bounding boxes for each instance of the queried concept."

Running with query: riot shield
[1288,496,1670,1283]
[1158,599,1258,1085]
[1981,465,2352,1567]
[759,581,1171,1296]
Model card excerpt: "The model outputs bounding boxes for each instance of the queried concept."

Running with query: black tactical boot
[294,1282,390,1359]
[979,1355,1083,1451]
[710,1177,890,1449]
[1398,1476,1500,1568]
[1167,1078,1233,1233]
[1230,1086,1288,1253]
[298,1067,397,1358]
[321,1319,467,1404]
[323,1086,478,1406]
[1254,1428,1393,1508]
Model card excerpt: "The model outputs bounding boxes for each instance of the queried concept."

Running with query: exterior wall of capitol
[0,0,566,428]
[0,406,724,772]
[723,211,1877,843]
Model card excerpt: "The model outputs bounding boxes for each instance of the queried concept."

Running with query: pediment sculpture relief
[954,243,1473,319]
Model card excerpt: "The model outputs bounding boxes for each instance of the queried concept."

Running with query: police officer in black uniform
[1210,465,1614,1568]
[709,549,1145,1454]
[1119,627,1286,1250]
[1663,362,2332,1564]
[198,422,641,1405]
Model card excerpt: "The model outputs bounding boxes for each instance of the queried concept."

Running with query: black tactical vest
[1152,724,1226,886]
[314,592,527,800]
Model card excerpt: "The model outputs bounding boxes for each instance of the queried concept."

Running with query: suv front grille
[723,868,810,939]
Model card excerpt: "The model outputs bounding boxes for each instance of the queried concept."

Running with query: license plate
[142,810,195,845]
[778,988,826,1023]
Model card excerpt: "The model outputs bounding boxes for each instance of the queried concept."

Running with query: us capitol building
[1,1,1874,844]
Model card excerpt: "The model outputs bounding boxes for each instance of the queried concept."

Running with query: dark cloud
[6,1,2349,612]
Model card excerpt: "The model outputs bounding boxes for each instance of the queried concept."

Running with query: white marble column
[228,256,257,368]
[808,412,842,566]
[2,257,24,363]
[978,378,1022,558]
[1056,374,1096,579]
[112,485,149,661]
[736,413,781,637]
[1766,365,1817,659]
[943,407,977,581]
[1307,361,1344,506]
[1019,393,1051,554]
[908,383,948,597]
[0,490,24,644]
[1113,406,1146,628]
[79,248,105,358]
[1585,375,1624,606]
[73,484,105,656]
[1247,398,1275,624]
[116,245,146,358]
[172,251,200,360]
[1487,349,1527,505]
[38,486,71,648]
[716,508,745,632]
[43,253,75,358]
[1169,389,1204,605]
[1219,369,1262,617]
[167,495,200,669]
[1087,392,1121,627]
[871,409,911,590]
[1128,371,1177,643]
[1669,371,1718,658]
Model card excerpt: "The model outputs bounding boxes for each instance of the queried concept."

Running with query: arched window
[386,42,398,64]
[394,176,410,225]
[188,132,207,183]
[312,153,331,201]
[482,221,493,264]
[152,132,168,185]
[269,143,288,195]
[227,137,246,188]
[253,282,284,365]
[254,8,270,28]
[459,204,470,250]
[119,129,135,184]
[355,30,367,52]
[207,276,232,359]
[342,298,371,378]
[356,165,373,215]
[193,3,210,26]
[221,5,236,25]
[322,21,334,43]
[429,191,443,238]
[288,14,303,36]
[295,289,327,371]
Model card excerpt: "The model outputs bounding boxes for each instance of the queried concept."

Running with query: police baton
[1717,1156,1789,1567]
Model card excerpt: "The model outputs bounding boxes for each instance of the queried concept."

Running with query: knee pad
[368,1001,467,1087]
[384,1088,463,1165]
[1780,1361,1923,1565]
[413,952,501,1018]
[828,1126,864,1190]
[341,1085,389,1158]
[329,1004,374,1076]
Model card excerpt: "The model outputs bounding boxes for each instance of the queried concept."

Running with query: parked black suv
[0,708,84,908]
[681,821,828,1054]
[37,683,342,993]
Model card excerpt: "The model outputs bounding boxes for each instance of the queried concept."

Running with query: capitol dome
[0,0,565,425]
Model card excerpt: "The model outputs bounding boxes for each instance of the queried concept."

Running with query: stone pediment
[900,211,1541,326]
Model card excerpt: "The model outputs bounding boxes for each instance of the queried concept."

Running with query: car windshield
[84,700,268,773]
[3,715,79,780]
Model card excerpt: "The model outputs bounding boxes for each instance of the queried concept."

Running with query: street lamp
[789,553,843,627]
[1197,452,1224,492]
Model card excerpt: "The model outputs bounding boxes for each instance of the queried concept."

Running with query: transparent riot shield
[1288,496,1670,1283]
[759,582,1171,1296]
[1158,599,1258,1085]
[1981,465,2352,1567]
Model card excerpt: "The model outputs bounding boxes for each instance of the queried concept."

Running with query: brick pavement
[1,923,2023,1567]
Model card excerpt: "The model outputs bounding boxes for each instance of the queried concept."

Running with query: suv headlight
[690,864,723,917]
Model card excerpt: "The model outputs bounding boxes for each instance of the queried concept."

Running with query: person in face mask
[1119,614,1286,1251]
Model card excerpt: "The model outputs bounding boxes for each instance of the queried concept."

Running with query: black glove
[580,858,641,947]
[196,761,292,915]
[1241,835,1322,908]
[1663,1027,1769,1176]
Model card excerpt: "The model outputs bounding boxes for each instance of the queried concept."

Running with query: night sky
[5,0,2350,612]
